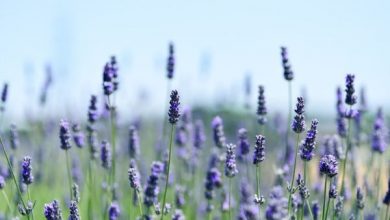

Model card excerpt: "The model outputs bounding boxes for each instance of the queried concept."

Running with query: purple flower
[280,47,294,81]
[345,74,357,106]
[128,125,140,158]
[319,154,338,178]
[59,120,72,150]
[329,183,338,199]
[110,56,119,92]
[371,108,387,154]
[253,135,265,165]
[204,167,222,200]
[225,144,238,178]
[166,42,175,79]
[175,186,186,208]
[101,140,112,170]
[292,97,306,134]
[44,200,62,220]
[299,119,319,161]
[103,63,114,96]
[193,119,206,149]
[86,125,98,160]
[265,186,288,220]
[68,201,80,220]
[257,85,267,124]
[88,95,99,124]
[237,128,250,161]
[108,202,120,220]
[72,124,85,149]
[168,90,180,124]
[312,200,320,220]
[144,161,164,207]
[128,159,141,192]
[21,156,33,185]
[212,116,226,148]
[172,209,185,220]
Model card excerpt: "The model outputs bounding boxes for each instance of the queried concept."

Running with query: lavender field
[1,2,390,219]
[0,45,389,220]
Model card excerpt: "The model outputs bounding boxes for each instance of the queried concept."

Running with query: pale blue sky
[0,1,389,119]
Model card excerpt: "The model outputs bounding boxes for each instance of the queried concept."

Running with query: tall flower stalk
[340,74,357,196]
[257,85,267,134]
[161,90,180,220]
[59,120,73,201]
[225,144,238,220]
[281,47,294,162]
[288,97,306,214]
[253,135,266,215]
[103,57,119,186]
[319,154,338,220]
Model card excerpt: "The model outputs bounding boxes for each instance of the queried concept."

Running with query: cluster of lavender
[1,48,390,220]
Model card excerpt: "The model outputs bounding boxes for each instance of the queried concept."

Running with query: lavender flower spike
[319,154,338,178]
[144,161,164,207]
[299,119,319,161]
[257,85,267,125]
[168,90,180,124]
[212,116,226,148]
[0,175,5,189]
[253,135,265,165]
[44,200,62,220]
[193,119,206,149]
[167,42,175,79]
[128,160,141,192]
[292,97,306,134]
[59,120,72,150]
[21,156,34,185]
[281,47,294,81]
[88,95,99,124]
[345,74,357,106]
[225,144,238,178]
[72,124,85,149]
[68,201,80,220]
[101,140,112,170]
[108,202,120,220]
[128,125,140,158]
[371,108,387,154]
[237,128,250,161]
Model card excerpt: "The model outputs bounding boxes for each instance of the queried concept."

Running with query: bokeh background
[1,1,389,120]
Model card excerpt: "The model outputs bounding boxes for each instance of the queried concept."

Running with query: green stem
[340,107,352,195]
[325,197,331,220]
[256,165,261,215]
[0,136,27,210]
[160,124,175,220]
[286,81,292,154]
[87,160,93,220]
[229,178,232,220]
[288,133,300,214]
[65,150,73,200]
[136,190,144,218]
[385,205,389,220]
[322,177,328,220]
[304,161,308,186]
[109,101,117,186]
[2,190,13,214]
[27,186,35,220]
[306,199,314,220]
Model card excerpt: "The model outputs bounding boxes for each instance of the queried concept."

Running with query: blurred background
[1,0,389,121]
